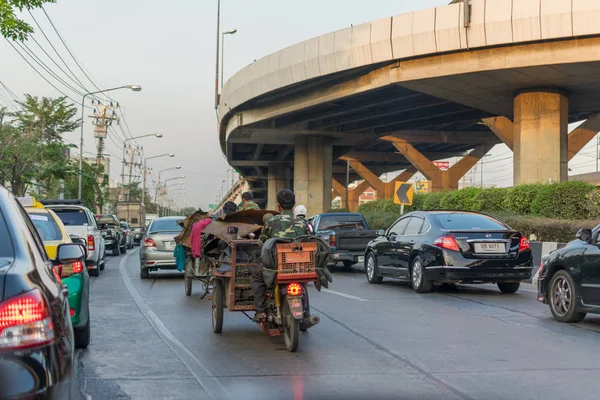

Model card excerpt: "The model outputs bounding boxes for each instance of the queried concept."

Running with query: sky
[1,0,598,209]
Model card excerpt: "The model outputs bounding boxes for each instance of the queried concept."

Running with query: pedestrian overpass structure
[218,0,600,213]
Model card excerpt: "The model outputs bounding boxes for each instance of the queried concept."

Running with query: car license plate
[357,256,365,263]
[166,241,175,249]
[474,242,505,253]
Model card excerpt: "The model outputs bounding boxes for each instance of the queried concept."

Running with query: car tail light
[62,261,84,278]
[52,265,62,283]
[433,236,460,251]
[329,233,337,248]
[287,283,303,296]
[0,289,55,350]
[538,260,545,276]
[70,309,76,317]
[144,238,156,247]
[519,236,530,252]
[88,234,95,251]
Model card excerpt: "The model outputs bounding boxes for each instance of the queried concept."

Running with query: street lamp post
[214,0,221,109]
[155,166,181,215]
[221,29,237,89]
[121,133,163,200]
[142,153,174,208]
[162,181,185,216]
[78,85,142,199]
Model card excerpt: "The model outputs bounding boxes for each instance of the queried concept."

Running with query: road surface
[73,250,600,400]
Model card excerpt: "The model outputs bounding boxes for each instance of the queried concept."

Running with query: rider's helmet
[294,205,307,218]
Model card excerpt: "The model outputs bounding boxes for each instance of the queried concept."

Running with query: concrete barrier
[526,241,567,283]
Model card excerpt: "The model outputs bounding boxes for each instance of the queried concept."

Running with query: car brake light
[144,238,156,247]
[287,283,303,296]
[72,261,84,274]
[433,236,460,251]
[0,289,55,350]
[88,234,95,251]
[70,309,76,317]
[519,236,530,252]
[329,233,337,248]
[52,265,62,282]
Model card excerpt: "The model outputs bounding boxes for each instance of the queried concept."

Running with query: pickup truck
[96,214,126,256]
[42,199,106,276]
[308,212,379,268]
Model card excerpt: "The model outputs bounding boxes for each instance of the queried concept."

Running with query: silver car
[139,216,184,279]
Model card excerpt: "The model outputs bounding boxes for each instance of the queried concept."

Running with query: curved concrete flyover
[218,0,600,213]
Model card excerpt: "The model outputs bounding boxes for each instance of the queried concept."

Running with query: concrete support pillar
[514,90,568,185]
[382,136,489,192]
[294,137,332,215]
[267,163,286,210]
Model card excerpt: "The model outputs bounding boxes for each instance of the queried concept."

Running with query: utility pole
[126,146,142,201]
[90,101,119,212]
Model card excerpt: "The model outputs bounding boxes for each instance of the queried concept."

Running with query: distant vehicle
[139,216,184,279]
[364,211,533,293]
[131,226,145,246]
[308,213,378,268]
[96,214,126,256]
[120,221,134,249]
[0,186,82,397]
[43,199,106,276]
[537,227,600,323]
[20,197,91,349]
[145,213,158,227]
[116,201,145,230]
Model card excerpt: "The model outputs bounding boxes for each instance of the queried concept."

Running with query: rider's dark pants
[252,266,267,314]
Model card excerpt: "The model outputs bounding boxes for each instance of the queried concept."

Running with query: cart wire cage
[230,240,261,310]
[276,242,318,281]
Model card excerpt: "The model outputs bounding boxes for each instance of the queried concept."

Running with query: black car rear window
[0,208,14,259]
[149,219,183,233]
[52,208,90,226]
[433,213,507,230]
[318,215,366,230]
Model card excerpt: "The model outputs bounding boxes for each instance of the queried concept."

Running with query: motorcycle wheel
[212,280,224,333]
[284,303,300,352]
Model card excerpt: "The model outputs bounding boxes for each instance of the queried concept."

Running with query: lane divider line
[118,251,231,400]
[321,288,369,302]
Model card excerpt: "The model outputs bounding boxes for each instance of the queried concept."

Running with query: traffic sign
[415,181,430,194]
[394,182,414,206]
[208,204,217,210]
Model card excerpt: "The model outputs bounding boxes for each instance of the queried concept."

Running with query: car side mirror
[376,229,385,236]
[576,228,592,243]
[57,243,85,264]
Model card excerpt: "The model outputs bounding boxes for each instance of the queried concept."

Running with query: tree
[0,94,80,196]
[0,0,57,41]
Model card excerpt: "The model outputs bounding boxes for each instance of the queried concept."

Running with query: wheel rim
[551,276,572,317]
[366,256,375,279]
[412,261,422,287]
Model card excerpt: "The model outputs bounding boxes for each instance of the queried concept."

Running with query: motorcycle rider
[238,192,260,211]
[293,204,314,234]
[252,189,310,322]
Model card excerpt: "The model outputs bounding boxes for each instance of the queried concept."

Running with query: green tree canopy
[0,0,56,41]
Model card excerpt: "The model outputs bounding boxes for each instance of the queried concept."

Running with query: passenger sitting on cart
[252,189,311,322]
[223,201,237,215]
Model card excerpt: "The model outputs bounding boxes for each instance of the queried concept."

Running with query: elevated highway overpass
[218,0,600,213]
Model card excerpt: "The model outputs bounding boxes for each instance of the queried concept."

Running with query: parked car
[20,197,92,349]
[132,226,145,246]
[309,212,378,268]
[96,214,125,256]
[308,213,377,268]
[43,199,106,276]
[364,211,533,293]
[120,221,134,249]
[0,186,81,398]
[537,227,600,323]
[139,216,184,279]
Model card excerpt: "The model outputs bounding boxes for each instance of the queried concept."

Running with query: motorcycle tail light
[519,236,530,252]
[287,283,303,296]
[87,234,95,251]
[144,238,156,247]
[0,289,55,350]
[433,236,460,252]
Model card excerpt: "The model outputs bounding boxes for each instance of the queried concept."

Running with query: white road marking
[321,288,369,302]
[118,251,231,400]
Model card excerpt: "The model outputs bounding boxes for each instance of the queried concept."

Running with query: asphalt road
[73,250,600,400]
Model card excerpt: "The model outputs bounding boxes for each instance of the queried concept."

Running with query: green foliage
[440,187,481,210]
[499,215,600,243]
[421,191,446,210]
[530,181,596,219]
[363,212,399,231]
[326,208,349,213]
[503,184,540,215]
[473,187,508,212]
[0,0,56,41]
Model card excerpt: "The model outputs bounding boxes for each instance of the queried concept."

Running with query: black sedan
[364,211,533,293]
[537,227,600,323]
[0,186,84,398]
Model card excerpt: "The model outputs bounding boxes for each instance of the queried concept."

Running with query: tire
[411,256,433,293]
[88,266,99,277]
[120,244,127,254]
[112,244,120,256]
[74,313,91,349]
[342,261,354,268]
[365,252,383,284]
[99,260,105,271]
[497,282,520,294]
[284,303,300,352]
[212,280,224,333]
[548,270,586,323]
[185,276,192,296]
[140,267,150,280]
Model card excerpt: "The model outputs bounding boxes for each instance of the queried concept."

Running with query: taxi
[19,196,91,349]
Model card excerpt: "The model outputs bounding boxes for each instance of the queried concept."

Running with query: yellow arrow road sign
[394,182,414,206]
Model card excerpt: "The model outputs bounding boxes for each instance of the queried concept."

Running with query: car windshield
[98,217,118,226]
[433,213,507,230]
[149,219,183,233]
[29,212,63,241]
[51,208,90,226]
[120,222,128,229]
[318,215,366,230]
